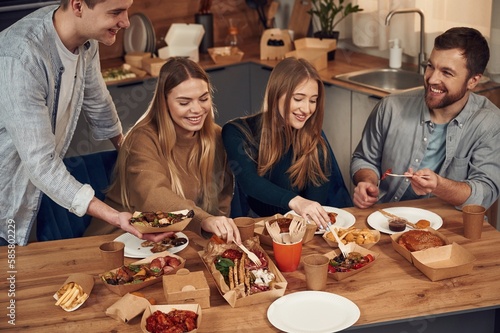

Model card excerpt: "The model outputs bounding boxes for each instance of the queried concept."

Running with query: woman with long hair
[222,57,350,230]
[86,57,240,243]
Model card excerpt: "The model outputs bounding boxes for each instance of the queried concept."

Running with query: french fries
[54,282,89,311]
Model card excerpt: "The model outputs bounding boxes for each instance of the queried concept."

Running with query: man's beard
[424,83,468,110]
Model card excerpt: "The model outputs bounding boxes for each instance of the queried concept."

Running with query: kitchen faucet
[385,8,426,75]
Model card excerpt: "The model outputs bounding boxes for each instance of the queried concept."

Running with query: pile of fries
[54,282,89,311]
[326,227,377,245]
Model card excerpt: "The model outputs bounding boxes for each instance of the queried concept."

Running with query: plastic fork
[235,242,262,266]
[385,173,430,179]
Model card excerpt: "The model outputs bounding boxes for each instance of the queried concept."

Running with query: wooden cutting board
[288,0,312,39]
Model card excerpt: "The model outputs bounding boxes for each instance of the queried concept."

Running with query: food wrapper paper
[105,293,151,323]
[53,273,94,312]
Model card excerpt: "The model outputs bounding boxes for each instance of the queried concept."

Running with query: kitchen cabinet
[248,63,272,114]
[207,63,251,126]
[66,78,157,157]
[322,84,352,193]
[322,85,381,195]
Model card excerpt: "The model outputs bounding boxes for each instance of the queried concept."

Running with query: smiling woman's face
[278,78,318,130]
[167,78,211,137]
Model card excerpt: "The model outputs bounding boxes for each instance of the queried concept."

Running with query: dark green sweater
[222,113,331,217]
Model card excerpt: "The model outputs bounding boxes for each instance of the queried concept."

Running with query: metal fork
[235,242,262,266]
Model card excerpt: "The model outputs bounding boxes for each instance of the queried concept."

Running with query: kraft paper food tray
[323,228,380,249]
[390,228,450,263]
[53,273,94,312]
[208,46,244,64]
[131,209,193,233]
[100,251,186,296]
[198,238,287,308]
[411,242,476,281]
[141,304,202,333]
[325,245,379,281]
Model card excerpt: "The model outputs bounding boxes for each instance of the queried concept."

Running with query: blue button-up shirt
[0,6,122,245]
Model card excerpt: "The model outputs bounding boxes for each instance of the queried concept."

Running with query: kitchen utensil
[235,242,262,266]
[385,173,431,179]
[288,0,312,40]
[265,220,282,243]
[289,218,307,243]
[331,228,349,258]
[266,1,279,28]
[246,0,269,29]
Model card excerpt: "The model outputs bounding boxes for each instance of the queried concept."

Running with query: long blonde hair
[259,57,330,189]
[114,57,218,213]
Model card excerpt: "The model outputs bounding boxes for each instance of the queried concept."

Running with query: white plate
[267,291,360,333]
[114,232,189,258]
[286,206,356,234]
[367,207,443,235]
[124,14,149,53]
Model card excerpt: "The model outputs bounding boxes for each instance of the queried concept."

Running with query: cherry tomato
[364,254,375,263]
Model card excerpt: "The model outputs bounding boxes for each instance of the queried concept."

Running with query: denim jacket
[0,6,122,245]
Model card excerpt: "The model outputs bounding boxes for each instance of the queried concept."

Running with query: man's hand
[353,182,379,209]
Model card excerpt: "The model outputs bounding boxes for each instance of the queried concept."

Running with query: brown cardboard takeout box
[105,292,151,323]
[199,237,287,308]
[141,304,202,333]
[163,269,210,309]
[100,251,186,296]
[410,242,476,281]
[390,228,450,263]
[130,209,193,234]
[325,245,379,281]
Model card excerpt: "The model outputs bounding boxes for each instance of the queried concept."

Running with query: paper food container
[53,273,94,312]
[158,23,205,62]
[325,245,379,281]
[208,46,244,64]
[125,51,151,69]
[105,292,151,323]
[163,268,210,309]
[410,242,476,281]
[199,237,287,308]
[141,57,166,77]
[141,304,202,333]
[293,37,337,53]
[130,209,193,234]
[254,214,316,246]
[100,251,186,296]
[391,228,450,263]
[323,228,380,250]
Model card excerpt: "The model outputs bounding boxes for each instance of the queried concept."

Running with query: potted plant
[308,0,363,59]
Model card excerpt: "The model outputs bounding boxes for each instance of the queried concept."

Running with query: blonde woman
[222,57,351,230]
[86,57,240,243]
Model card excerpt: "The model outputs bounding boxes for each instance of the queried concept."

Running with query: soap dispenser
[389,39,402,69]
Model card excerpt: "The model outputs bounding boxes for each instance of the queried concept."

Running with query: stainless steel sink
[334,68,424,93]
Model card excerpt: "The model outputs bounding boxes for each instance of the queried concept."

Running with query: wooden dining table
[1,197,499,332]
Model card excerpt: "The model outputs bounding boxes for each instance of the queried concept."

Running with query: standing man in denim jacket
[0,0,169,245]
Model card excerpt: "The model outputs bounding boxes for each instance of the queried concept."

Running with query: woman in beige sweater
[86,57,240,243]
